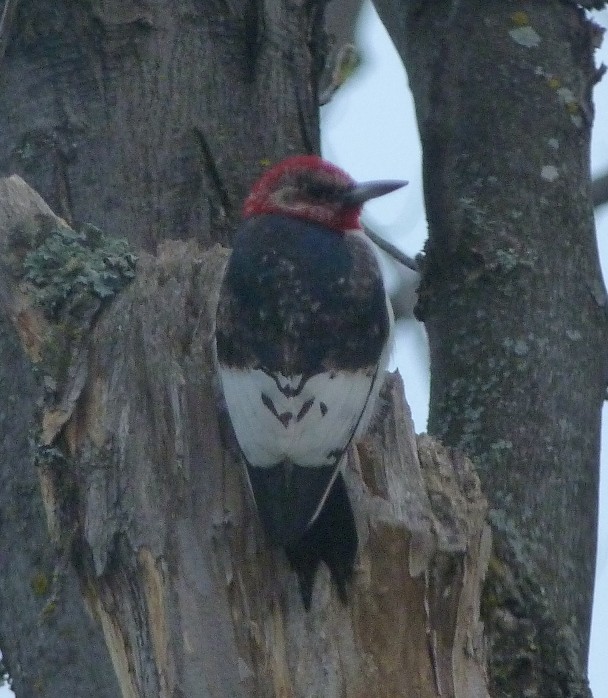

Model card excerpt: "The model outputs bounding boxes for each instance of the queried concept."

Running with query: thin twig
[364,224,420,273]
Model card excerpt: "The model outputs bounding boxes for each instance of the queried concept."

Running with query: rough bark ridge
[373,0,606,693]
[0,176,490,696]
[0,0,326,250]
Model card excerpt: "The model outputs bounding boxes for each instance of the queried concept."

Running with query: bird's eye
[303,180,343,203]
[306,183,328,199]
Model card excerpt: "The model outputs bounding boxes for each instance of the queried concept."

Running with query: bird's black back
[215,214,390,376]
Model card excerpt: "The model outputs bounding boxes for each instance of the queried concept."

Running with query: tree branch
[364,224,420,272]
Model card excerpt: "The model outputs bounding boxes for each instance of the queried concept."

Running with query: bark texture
[0,175,491,697]
[373,1,606,693]
[0,183,120,696]
[0,0,325,694]
[0,0,325,250]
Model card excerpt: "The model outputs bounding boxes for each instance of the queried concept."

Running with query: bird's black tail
[284,472,357,610]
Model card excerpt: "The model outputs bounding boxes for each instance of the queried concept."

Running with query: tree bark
[373,1,606,693]
[0,175,490,696]
[0,0,325,250]
[0,1,495,696]
[0,0,323,694]
[0,313,121,697]
[0,184,120,696]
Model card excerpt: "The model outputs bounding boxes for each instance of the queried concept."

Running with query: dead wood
[0,174,490,697]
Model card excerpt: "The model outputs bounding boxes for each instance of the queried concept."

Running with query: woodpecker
[215,155,406,608]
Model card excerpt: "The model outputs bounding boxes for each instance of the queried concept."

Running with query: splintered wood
[0,175,490,698]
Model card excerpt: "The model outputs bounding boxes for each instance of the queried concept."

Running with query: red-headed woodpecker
[215,155,406,608]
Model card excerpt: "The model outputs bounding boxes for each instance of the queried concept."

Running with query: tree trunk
[373,0,606,693]
[0,1,492,696]
[0,1,322,694]
[0,175,490,696]
[0,0,324,250]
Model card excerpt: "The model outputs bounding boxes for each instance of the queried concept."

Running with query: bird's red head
[243,155,406,233]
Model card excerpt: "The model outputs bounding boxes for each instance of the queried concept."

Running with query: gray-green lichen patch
[541,165,560,182]
[490,439,513,453]
[509,26,541,48]
[23,223,137,321]
[565,328,583,342]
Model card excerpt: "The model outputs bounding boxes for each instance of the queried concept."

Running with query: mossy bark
[373,1,606,693]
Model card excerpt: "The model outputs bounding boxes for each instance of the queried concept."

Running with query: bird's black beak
[342,179,408,206]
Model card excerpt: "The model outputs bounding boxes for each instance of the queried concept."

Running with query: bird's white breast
[219,366,378,468]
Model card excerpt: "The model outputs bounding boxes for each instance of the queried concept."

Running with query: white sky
[2,4,608,697]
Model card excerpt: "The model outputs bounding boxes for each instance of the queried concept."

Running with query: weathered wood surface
[0,175,491,696]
